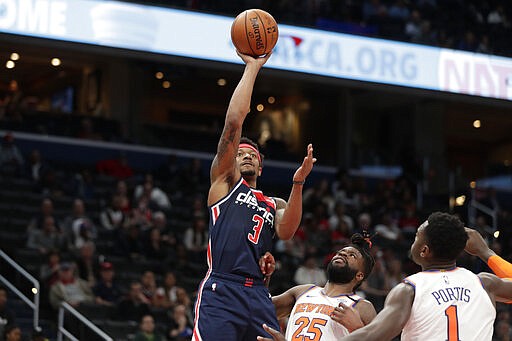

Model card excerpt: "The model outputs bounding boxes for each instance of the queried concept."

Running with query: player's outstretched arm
[274,144,317,240]
[341,283,414,341]
[209,52,271,204]
[478,272,512,303]
[271,284,313,319]
[465,227,512,278]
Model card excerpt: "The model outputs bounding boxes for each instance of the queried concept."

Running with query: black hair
[425,212,468,261]
[240,136,264,165]
[349,232,375,290]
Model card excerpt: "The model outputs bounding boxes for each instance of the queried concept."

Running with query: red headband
[238,143,262,163]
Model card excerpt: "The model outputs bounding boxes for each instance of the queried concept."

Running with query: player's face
[410,221,428,265]
[236,147,261,177]
[327,246,363,284]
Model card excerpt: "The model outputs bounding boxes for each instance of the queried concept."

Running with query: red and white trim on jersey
[210,177,245,226]
[193,239,214,341]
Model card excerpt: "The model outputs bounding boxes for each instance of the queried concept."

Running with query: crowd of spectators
[1,131,511,339]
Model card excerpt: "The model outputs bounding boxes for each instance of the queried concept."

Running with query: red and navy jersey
[208,177,277,279]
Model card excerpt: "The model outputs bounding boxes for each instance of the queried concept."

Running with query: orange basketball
[231,9,279,57]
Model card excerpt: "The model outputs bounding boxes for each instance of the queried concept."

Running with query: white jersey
[285,286,363,341]
[401,267,495,341]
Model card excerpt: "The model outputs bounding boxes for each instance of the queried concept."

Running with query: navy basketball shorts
[193,272,279,340]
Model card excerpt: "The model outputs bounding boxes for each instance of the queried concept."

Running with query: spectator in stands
[131,196,154,232]
[182,216,208,262]
[329,201,354,233]
[153,271,183,309]
[40,250,61,288]
[24,149,51,192]
[143,227,171,262]
[99,194,128,231]
[26,216,66,256]
[27,198,61,232]
[115,223,144,260]
[49,262,95,310]
[457,30,479,52]
[116,282,151,322]
[133,314,164,341]
[178,158,207,194]
[0,287,15,341]
[404,9,422,41]
[167,304,193,341]
[373,211,403,249]
[93,262,122,306]
[63,199,97,251]
[71,169,96,200]
[292,255,327,286]
[150,211,176,250]
[114,180,132,213]
[134,174,171,211]
[96,153,134,180]
[140,271,158,306]
[0,132,24,176]
[360,253,389,311]
[74,241,100,287]
[3,325,21,341]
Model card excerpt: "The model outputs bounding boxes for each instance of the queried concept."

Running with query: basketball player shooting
[192,49,316,340]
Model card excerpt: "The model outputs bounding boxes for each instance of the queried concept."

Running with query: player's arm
[465,227,512,278]
[341,283,414,341]
[271,284,313,319]
[331,300,377,332]
[209,52,271,204]
[273,144,316,240]
[478,272,512,303]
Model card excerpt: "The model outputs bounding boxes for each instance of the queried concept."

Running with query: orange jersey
[401,267,495,341]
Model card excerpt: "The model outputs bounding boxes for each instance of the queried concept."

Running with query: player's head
[237,137,264,178]
[411,212,468,266]
[327,233,375,291]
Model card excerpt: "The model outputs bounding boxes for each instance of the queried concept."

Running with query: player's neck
[242,176,257,188]
[422,261,457,271]
[322,282,355,296]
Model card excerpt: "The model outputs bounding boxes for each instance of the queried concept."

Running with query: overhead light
[155,72,164,79]
[5,60,15,69]
[256,104,264,112]
[494,230,500,238]
[51,58,61,66]
[455,195,465,206]
[10,53,19,61]
[162,80,171,89]
[470,181,476,189]
[473,119,481,128]
[267,96,275,104]
[217,78,227,86]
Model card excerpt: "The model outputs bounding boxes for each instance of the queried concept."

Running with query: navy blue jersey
[208,177,277,279]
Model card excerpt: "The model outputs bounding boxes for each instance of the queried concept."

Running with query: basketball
[231,9,279,57]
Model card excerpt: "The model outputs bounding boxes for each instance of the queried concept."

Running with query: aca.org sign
[0,0,67,35]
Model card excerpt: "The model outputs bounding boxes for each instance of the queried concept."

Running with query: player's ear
[355,271,364,282]
[420,244,429,258]
[258,166,262,176]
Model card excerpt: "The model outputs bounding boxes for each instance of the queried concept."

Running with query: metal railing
[468,188,498,232]
[0,249,40,329]
[57,302,113,341]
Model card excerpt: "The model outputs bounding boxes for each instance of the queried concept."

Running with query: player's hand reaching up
[236,50,272,69]
[331,302,364,332]
[257,324,286,341]
[293,144,317,183]
[259,252,276,277]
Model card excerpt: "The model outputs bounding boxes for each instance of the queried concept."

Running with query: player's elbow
[276,226,295,240]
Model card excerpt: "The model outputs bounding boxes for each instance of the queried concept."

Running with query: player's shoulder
[289,284,319,299]
[273,197,287,209]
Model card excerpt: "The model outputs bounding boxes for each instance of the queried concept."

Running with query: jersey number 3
[248,215,264,244]
[445,305,460,341]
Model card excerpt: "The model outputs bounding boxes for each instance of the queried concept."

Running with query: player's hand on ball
[331,302,364,332]
[257,324,286,341]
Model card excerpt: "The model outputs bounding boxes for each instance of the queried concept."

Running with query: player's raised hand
[293,143,317,183]
[257,324,286,341]
[464,227,495,261]
[236,50,272,68]
[331,302,364,332]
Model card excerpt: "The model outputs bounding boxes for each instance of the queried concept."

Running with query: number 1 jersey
[401,267,495,341]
